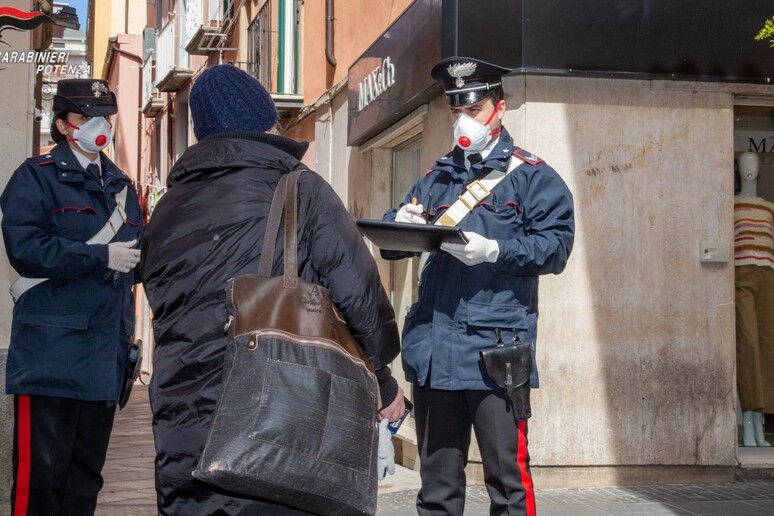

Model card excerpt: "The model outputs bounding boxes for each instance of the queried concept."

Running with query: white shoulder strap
[434,154,523,228]
[9,186,129,302]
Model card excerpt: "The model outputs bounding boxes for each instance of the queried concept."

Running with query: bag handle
[256,166,306,287]
[282,169,303,288]
[257,173,289,277]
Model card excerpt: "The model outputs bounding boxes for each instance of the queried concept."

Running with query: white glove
[395,203,427,224]
[377,419,395,481]
[108,239,141,273]
[440,231,499,266]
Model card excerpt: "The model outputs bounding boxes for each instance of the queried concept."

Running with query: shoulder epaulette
[27,153,54,167]
[423,168,434,176]
[513,147,544,167]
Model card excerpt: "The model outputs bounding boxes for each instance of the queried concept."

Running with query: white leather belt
[435,155,523,227]
[9,186,129,303]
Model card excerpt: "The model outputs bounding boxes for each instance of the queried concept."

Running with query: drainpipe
[325,0,336,67]
[110,42,145,188]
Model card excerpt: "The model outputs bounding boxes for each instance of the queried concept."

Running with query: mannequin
[734,151,773,447]
[737,152,760,198]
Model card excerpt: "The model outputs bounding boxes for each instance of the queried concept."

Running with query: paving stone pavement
[4,385,773,515]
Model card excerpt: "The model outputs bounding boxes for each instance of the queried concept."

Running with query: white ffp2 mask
[452,100,502,153]
[453,113,492,152]
[67,116,111,154]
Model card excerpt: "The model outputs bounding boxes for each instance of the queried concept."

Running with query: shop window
[735,105,774,198]
[390,136,423,326]
[732,103,774,450]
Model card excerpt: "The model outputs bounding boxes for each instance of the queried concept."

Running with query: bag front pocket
[249,350,375,473]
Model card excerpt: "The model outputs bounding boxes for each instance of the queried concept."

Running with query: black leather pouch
[479,339,532,420]
[119,339,142,409]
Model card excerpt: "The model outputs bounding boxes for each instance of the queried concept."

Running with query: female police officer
[1,79,142,515]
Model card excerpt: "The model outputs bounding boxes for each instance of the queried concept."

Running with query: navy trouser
[413,384,535,516]
[11,395,116,516]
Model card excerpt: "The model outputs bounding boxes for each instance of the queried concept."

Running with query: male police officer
[383,57,574,515]
[1,79,142,515]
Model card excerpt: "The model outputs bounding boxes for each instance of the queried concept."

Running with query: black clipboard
[356,219,468,252]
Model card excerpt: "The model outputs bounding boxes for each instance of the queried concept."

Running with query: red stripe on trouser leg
[516,419,536,516]
[14,396,31,516]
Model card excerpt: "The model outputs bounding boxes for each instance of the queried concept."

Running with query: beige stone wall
[0,0,35,496]
[0,0,33,349]
[517,76,737,473]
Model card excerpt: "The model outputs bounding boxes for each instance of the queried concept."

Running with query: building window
[390,136,423,323]
[247,2,271,89]
[246,0,299,94]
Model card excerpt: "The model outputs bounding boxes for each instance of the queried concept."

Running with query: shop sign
[347,0,442,146]
[357,57,396,112]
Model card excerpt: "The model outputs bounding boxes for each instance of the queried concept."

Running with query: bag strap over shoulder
[257,173,289,277]
[256,166,306,286]
[283,169,303,288]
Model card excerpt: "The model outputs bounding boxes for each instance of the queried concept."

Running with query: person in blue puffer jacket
[0,79,142,516]
[383,57,575,516]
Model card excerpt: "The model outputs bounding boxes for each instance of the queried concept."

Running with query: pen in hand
[396,196,427,224]
[412,196,430,221]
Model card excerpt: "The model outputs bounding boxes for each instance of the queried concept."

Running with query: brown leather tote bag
[193,169,379,515]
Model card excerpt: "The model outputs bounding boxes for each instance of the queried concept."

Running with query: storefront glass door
[389,136,422,425]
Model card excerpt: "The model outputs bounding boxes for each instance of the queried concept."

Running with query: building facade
[341,1,774,487]
[66,0,774,489]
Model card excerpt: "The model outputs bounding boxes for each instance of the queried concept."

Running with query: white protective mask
[452,103,500,153]
[67,116,112,154]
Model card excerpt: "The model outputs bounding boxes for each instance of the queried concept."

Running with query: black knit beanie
[189,64,279,140]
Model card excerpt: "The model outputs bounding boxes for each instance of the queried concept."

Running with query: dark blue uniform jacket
[0,142,143,402]
[384,128,574,390]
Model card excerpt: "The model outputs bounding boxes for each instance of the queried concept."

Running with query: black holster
[479,339,532,420]
[119,339,142,409]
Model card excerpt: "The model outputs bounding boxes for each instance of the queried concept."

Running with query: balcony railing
[238,2,302,116]
[245,2,301,95]
[185,0,203,47]
[141,56,163,117]
[209,0,221,24]
[155,14,193,92]
[246,3,272,91]
[185,0,228,55]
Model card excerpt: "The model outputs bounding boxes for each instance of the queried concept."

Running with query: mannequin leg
[742,411,757,446]
[752,411,771,447]
[742,411,772,446]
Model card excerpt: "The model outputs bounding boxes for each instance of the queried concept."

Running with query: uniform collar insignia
[447,62,477,89]
[92,81,109,98]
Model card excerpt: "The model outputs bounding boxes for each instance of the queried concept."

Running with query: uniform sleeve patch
[512,147,544,167]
